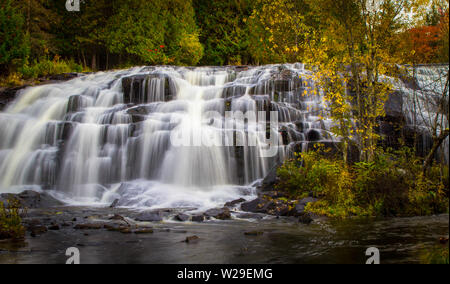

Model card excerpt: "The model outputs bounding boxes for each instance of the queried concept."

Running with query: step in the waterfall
[122,73,177,104]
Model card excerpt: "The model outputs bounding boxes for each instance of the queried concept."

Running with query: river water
[0,207,447,264]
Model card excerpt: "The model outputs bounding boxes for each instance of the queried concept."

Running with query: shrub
[0,199,26,240]
[421,244,449,264]
[277,150,364,218]
[276,146,449,218]
[18,57,84,80]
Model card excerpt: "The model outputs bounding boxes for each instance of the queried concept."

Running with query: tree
[11,0,59,60]
[296,0,408,162]
[247,0,315,65]
[194,0,253,65]
[106,0,203,66]
[0,0,29,73]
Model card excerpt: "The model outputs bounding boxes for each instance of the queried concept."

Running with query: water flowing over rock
[0,64,447,210]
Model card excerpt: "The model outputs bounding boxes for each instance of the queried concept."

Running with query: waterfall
[3,63,444,210]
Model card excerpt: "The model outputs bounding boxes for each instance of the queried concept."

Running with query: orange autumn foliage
[408,25,441,63]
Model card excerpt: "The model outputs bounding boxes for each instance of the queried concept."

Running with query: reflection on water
[0,208,447,264]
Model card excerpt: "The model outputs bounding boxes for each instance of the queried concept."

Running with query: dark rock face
[204,208,231,220]
[135,211,164,222]
[289,197,319,217]
[240,198,264,213]
[0,86,25,110]
[174,214,190,222]
[191,215,204,222]
[224,198,246,208]
[306,129,322,142]
[122,74,177,104]
[258,164,280,192]
[1,73,82,111]
[241,196,319,218]
[0,190,63,209]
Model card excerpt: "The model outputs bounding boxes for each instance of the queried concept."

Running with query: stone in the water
[235,213,264,220]
[135,211,163,222]
[48,224,60,230]
[191,215,204,222]
[224,198,246,208]
[120,228,132,234]
[134,228,154,234]
[298,213,314,224]
[289,197,318,216]
[184,235,200,243]
[109,199,119,208]
[0,190,63,209]
[240,198,264,213]
[204,208,231,220]
[174,214,190,222]
[74,223,103,230]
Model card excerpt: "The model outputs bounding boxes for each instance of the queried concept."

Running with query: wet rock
[289,197,319,217]
[298,213,314,224]
[24,219,48,237]
[244,231,264,236]
[191,215,204,222]
[48,73,80,81]
[224,198,246,208]
[306,129,322,142]
[109,214,125,221]
[258,164,280,192]
[241,198,276,214]
[184,235,200,243]
[235,213,264,220]
[174,214,190,222]
[104,224,128,232]
[120,228,132,234]
[48,224,60,231]
[122,74,176,104]
[109,199,119,208]
[74,223,103,230]
[204,208,231,220]
[135,211,164,222]
[134,228,154,234]
[241,198,264,213]
[0,190,63,209]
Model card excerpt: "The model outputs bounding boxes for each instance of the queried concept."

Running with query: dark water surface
[0,207,448,264]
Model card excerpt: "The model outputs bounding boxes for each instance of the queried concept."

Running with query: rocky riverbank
[0,73,82,110]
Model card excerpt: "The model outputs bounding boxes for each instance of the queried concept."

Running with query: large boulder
[135,211,167,222]
[0,190,63,209]
[204,208,231,220]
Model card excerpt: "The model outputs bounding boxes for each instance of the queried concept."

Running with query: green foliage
[194,0,253,65]
[0,199,26,240]
[276,146,449,218]
[19,57,83,79]
[421,244,449,264]
[277,149,364,218]
[0,0,30,73]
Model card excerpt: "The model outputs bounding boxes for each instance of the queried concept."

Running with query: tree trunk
[91,53,97,71]
[423,129,450,175]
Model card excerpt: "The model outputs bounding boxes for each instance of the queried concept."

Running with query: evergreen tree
[0,0,29,73]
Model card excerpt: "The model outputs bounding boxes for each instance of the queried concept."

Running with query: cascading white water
[4,63,444,210]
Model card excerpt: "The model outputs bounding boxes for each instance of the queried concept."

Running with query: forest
[0,0,448,84]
